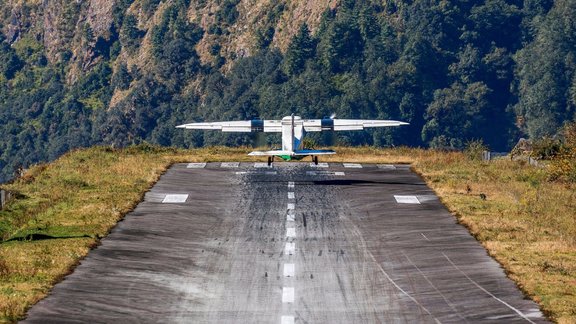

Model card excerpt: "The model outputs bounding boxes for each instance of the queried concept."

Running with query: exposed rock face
[1,0,338,81]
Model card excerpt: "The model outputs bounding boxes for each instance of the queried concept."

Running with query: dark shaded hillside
[0,0,575,182]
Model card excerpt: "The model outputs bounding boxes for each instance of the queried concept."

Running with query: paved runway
[24,162,547,323]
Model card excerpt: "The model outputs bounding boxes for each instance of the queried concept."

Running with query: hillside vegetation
[1,0,576,182]
[0,145,574,323]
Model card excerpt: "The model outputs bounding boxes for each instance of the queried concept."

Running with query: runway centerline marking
[283,263,295,277]
[281,315,295,324]
[286,228,296,238]
[310,162,329,168]
[287,203,295,210]
[282,287,295,303]
[288,192,295,199]
[288,182,295,188]
[343,163,363,168]
[286,213,295,222]
[285,242,295,255]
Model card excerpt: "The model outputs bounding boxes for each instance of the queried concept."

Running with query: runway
[23,162,547,323]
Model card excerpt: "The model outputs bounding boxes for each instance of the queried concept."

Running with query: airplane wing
[248,149,336,156]
[176,119,282,132]
[303,119,409,132]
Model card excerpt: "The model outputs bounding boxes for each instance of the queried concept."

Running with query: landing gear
[312,156,319,165]
[267,156,273,166]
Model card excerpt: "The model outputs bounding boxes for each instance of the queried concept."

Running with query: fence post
[1,189,5,210]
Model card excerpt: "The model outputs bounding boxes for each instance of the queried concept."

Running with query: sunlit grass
[0,145,574,323]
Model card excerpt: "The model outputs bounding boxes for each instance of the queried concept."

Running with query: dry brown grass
[0,145,574,323]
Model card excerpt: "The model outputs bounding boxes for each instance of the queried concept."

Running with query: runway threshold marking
[288,182,295,188]
[377,164,396,170]
[287,203,295,210]
[186,163,206,168]
[343,163,363,168]
[286,228,296,238]
[281,315,295,324]
[309,162,329,167]
[220,162,239,168]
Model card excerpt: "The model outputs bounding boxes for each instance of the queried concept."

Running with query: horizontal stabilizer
[293,149,336,156]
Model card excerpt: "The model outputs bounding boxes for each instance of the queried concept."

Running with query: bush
[464,139,488,161]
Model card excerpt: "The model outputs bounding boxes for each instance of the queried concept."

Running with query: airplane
[176,114,408,165]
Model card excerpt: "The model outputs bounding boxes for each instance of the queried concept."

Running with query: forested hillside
[0,0,575,182]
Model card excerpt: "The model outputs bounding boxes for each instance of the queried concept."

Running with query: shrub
[464,139,488,161]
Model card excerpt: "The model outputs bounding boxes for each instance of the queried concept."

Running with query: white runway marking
[220,162,239,168]
[283,263,295,277]
[288,192,295,199]
[394,195,421,204]
[377,164,396,170]
[343,163,363,168]
[310,162,329,167]
[285,242,295,255]
[254,163,271,168]
[162,194,189,203]
[443,253,538,323]
[306,171,346,176]
[288,182,295,188]
[282,287,295,303]
[416,195,438,203]
[286,213,295,222]
[287,203,295,210]
[265,171,278,175]
[186,163,206,168]
[281,316,295,324]
[286,228,296,238]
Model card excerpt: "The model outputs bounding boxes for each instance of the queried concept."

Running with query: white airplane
[177,114,408,165]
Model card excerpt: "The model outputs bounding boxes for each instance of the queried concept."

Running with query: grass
[0,144,574,323]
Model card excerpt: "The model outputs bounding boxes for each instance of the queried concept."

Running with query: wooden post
[1,189,5,210]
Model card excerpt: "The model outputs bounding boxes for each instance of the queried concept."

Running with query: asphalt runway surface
[24,162,547,323]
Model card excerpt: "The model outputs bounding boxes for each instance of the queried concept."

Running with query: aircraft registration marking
[343,163,363,168]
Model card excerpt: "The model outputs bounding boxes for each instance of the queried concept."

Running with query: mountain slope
[0,0,575,182]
